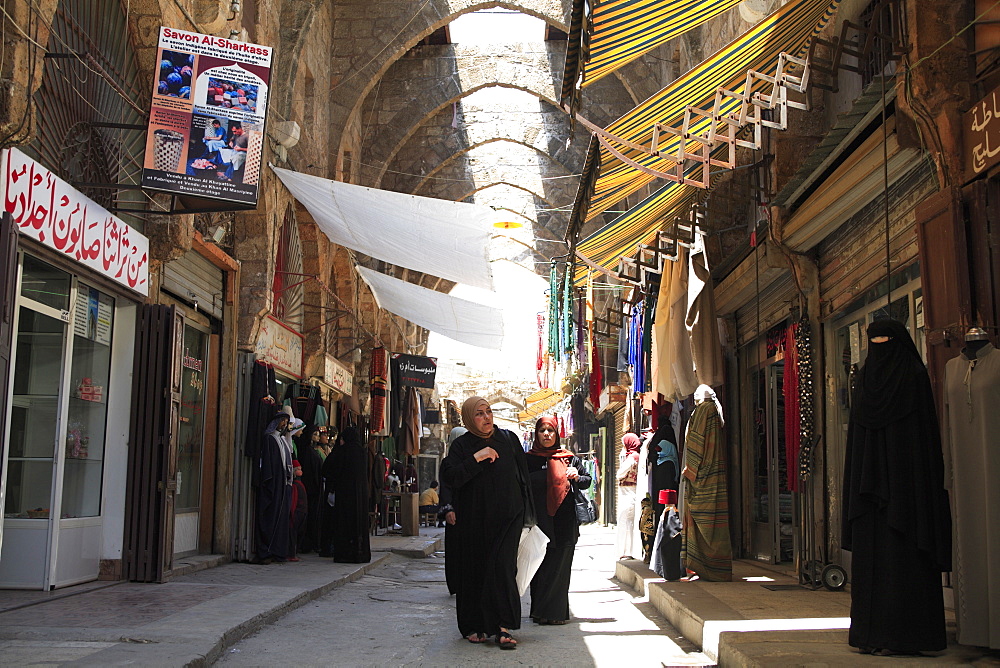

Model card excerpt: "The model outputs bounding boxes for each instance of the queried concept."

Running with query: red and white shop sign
[2,148,150,295]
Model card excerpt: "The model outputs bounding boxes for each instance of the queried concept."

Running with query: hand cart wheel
[821,563,847,591]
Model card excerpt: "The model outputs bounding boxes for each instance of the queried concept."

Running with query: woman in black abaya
[440,396,533,649]
[323,426,371,563]
[842,318,952,655]
[526,416,590,625]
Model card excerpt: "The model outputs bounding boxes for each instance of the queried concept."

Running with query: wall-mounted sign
[325,354,354,396]
[255,315,303,378]
[965,84,1000,182]
[391,353,437,388]
[141,26,271,206]
[2,148,149,295]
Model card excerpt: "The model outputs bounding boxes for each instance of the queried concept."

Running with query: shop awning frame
[580,0,840,221]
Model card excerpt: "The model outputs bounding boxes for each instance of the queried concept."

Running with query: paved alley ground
[214,526,712,667]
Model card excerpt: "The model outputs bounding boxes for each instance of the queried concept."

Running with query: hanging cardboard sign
[2,148,149,295]
[255,315,303,378]
[391,353,437,388]
[141,26,271,206]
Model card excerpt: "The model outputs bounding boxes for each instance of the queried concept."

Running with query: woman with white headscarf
[440,397,533,649]
[681,384,732,581]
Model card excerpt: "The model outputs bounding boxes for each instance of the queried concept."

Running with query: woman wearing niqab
[440,397,533,649]
[322,426,371,563]
[842,319,951,654]
[526,416,590,625]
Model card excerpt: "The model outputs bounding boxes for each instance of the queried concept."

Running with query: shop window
[176,324,208,511]
[62,283,114,518]
[19,255,71,311]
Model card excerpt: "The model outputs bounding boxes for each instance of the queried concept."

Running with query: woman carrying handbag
[525,416,592,625]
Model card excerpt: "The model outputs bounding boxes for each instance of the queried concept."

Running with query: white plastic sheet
[272,166,497,291]
[356,266,504,350]
[516,525,550,596]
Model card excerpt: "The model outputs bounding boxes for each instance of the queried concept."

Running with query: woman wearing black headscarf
[526,416,590,625]
[842,319,952,655]
[322,426,371,563]
[440,397,533,649]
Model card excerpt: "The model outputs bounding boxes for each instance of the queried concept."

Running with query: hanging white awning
[356,266,504,351]
[271,166,497,291]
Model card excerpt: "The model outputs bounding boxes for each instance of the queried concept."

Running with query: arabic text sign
[141,26,272,206]
[965,85,1000,182]
[255,315,303,378]
[2,148,149,295]
[391,353,438,388]
[325,354,354,396]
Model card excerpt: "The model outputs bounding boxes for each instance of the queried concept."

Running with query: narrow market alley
[213,526,711,667]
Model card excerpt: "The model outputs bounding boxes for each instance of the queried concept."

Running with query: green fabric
[682,401,732,581]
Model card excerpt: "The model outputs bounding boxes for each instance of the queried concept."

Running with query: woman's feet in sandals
[496,629,517,650]
[466,632,488,644]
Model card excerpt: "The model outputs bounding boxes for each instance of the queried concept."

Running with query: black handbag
[574,487,597,524]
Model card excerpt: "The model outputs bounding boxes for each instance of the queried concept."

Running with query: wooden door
[123,305,183,582]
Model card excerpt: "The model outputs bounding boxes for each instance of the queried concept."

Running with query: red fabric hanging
[589,341,603,407]
[783,323,801,492]
[370,346,387,432]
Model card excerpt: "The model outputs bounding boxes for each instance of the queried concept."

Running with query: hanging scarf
[527,416,574,516]
[370,346,387,432]
[548,265,560,360]
[460,396,494,439]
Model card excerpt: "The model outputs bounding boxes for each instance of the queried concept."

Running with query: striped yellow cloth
[575,178,694,284]
[587,0,839,221]
[562,0,742,109]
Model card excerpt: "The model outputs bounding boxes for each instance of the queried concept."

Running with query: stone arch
[331,0,570,160]
[357,45,567,188]
[485,393,525,411]
[412,138,577,197]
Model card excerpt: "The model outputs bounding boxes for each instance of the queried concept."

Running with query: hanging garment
[682,389,732,581]
[651,252,673,398]
[685,234,724,387]
[615,437,640,559]
[639,496,656,563]
[943,343,1000,649]
[651,503,683,580]
[783,323,802,493]
[256,415,292,562]
[661,246,698,401]
[628,301,646,393]
[842,319,951,653]
[370,347,387,432]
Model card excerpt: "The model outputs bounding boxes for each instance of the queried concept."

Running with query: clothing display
[942,341,1000,649]
[842,319,951,653]
[441,424,530,637]
[685,233,723,387]
[255,413,292,562]
[681,385,732,581]
[651,491,683,581]
[616,434,640,558]
[638,496,656,562]
[321,427,371,563]
[295,428,323,552]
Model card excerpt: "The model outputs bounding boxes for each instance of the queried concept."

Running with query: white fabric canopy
[356,266,504,351]
[272,166,497,290]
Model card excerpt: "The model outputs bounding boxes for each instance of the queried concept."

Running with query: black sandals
[496,630,517,649]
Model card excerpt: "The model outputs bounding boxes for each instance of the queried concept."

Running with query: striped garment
[681,401,732,581]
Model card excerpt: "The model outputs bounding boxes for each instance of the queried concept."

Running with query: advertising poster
[141,26,272,206]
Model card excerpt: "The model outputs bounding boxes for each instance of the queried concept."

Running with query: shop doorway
[173,323,210,557]
[749,362,793,564]
[1,254,117,589]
